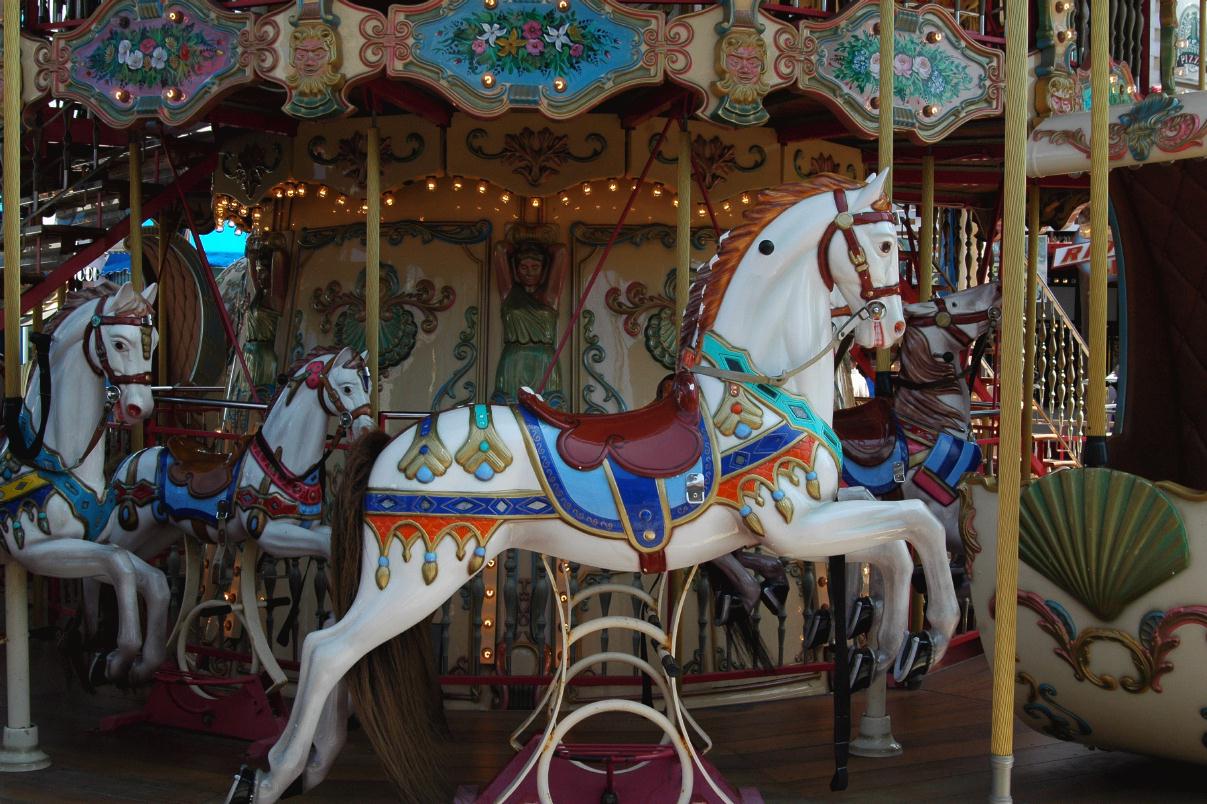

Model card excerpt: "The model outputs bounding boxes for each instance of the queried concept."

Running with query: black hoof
[847,596,874,639]
[225,765,257,804]
[893,631,934,686]
[714,592,736,626]
[760,580,790,618]
[804,606,832,650]
[830,767,849,792]
[848,647,876,693]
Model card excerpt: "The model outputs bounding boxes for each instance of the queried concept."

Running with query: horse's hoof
[847,596,875,639]
[713,592,735,626]
[829,766,849,792]
[105,650,136,685]
[892,630,934,686]
[225,765,257,804]
[848,647,876,693]
[804,606,832,650]
[760,580,790,618]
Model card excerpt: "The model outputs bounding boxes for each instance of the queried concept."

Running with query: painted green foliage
[86,24,221,89]
[441,8,620,77]
[832,31,972,105]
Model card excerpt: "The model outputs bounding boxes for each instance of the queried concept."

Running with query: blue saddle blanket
[155,449,244,526]
[841,427,908,496]
[515,408,716,556]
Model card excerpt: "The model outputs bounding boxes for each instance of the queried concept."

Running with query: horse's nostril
[894,321,905,334]
[126,404,142,418]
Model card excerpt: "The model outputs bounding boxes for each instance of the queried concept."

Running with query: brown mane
[42,280,150,338]
[678,173,869,360]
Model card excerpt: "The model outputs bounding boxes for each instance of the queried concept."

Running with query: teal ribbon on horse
[0,408,116,541]
[700,331,843,471]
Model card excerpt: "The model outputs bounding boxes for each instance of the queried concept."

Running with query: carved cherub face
[293,36,330,78]
[725,44,763,85]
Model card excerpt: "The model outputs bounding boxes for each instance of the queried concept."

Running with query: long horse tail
[330,430,449,801]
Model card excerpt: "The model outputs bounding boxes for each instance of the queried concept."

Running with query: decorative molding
[466,126,605,187]
[298,219,490,250]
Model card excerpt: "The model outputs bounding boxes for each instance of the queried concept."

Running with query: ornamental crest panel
[49,0,253,127]
[386,0,662,120]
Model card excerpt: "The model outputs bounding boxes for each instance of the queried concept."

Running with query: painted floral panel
[830,31,971,106]
[437,8,621,78]
[84,23,224,90]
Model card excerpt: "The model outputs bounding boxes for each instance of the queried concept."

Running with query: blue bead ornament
[424,551,437,562]
[378,556,389,567]
[772,489,785,501]
[419,445,429,455]
[475,464,495,481]
[478,440,491,452]
[805,471,818,481]
[474,546,487,557]
[739,504,752,517]
[416,466,435,483]
[734,423,752,439]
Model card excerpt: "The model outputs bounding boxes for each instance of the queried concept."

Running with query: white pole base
[0,726,50,772]
[849,712,903,757]
[989,753,1013,803]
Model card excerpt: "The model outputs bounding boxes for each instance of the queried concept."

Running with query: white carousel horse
[104,346,374,565]
[834,282,1002,554]
[0,281,167,684]
[228,171,960,803]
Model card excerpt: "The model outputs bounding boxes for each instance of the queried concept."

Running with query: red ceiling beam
[2,151,219,326]
[364,77,453,128]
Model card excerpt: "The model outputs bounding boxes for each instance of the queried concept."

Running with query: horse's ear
[112,282,139,310]
[141,283,158,307]
[854,168,891,211]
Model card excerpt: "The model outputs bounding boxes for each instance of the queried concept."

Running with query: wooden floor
[2,638,1205,803]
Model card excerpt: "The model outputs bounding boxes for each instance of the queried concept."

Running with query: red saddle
[833,398,897,467]
[519,372,703,478]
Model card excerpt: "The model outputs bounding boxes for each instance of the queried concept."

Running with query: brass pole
[676,122,691,336]
[1200,0,1205,91]
[918,155,935,302]
[875,0,894,386]
[1084,0,1110,466]
[366,126,381,418]
[156,224,169,384]
[1021,187,1040,483]
[1,0,50,769]
[989,0,1031,796]
[128,139,144,451]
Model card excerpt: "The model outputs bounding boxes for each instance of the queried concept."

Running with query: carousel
[0,0,1204,802]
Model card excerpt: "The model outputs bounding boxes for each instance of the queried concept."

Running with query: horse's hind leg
[302,678,349,792]
[253,532,471,803]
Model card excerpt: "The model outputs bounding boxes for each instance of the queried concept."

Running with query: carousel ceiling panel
[293,117,442,197]
[446,115,624,197]
[791,0,1005,144]
[46,0,255,128]
[631,120,781,203]
[385,0,664,120]
[0,31,51,113]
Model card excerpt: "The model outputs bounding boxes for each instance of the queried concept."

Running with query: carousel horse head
[815,170,904,350]
[43,281,159,423]
[282,346,374,440]
[902,282,1002,375]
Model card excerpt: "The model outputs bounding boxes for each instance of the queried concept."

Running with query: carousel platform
[1,638,1204,803]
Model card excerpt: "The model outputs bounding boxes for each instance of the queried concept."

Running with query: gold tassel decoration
[422,556,439,585]
[712,383,764,438]
[457,404,513,481]
[375,565,391,590]
[742,509,766,537]
[399,414,452,483]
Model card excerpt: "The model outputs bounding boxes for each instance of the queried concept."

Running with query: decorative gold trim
[1156,481,1207,502]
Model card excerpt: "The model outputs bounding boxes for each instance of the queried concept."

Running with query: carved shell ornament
[1019,468,1189,621]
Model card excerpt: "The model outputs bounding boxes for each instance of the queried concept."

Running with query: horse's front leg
[760,498,958,669]
[256,520,331,560]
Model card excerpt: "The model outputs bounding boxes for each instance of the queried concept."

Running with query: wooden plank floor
[1,638,1205,803]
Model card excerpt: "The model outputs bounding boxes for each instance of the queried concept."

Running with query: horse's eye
[342,385,352,395]
[113,341,126,351]
[878,241,893,254]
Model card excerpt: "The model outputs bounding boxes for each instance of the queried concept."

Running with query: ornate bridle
[895,295,1001,391]
[4,296,154,467]
[817,189,901,304]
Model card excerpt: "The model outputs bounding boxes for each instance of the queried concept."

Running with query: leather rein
[4,297,154,470]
